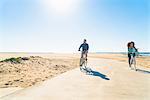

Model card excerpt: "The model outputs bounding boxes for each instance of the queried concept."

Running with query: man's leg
[81,51,84,58]
[80,51,84,66]
[85,51,88,61]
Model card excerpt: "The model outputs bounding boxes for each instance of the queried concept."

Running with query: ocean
[96,52,150,57]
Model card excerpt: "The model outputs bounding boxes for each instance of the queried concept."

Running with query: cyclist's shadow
[90,69,110,80]
[136,69,150,74]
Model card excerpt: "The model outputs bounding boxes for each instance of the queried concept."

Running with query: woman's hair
[127,41,135,48]
[127,42,131,48]
[127,41,137,51]
[130,41,135,48]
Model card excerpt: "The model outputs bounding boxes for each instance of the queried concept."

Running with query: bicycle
[129,53,137,71]
[79,52,92,74]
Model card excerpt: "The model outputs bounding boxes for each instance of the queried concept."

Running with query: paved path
[1,58,150,100]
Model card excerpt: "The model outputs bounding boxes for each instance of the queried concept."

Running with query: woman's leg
[128,54,131,68]
[133,57,137,71]
[130,55,135,69]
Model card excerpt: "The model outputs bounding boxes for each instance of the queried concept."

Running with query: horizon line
[0,51,150,54]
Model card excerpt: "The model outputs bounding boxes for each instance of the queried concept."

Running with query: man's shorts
[82,50,88,55]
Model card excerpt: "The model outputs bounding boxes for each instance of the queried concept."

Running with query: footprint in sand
[35,78,42,82]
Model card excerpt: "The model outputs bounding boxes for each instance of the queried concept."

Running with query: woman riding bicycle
[127,41,138,71]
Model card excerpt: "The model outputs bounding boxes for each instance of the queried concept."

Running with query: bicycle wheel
[80,58,84,66]
[83,59,87,68]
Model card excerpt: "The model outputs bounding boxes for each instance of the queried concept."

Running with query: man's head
[83,39,87,43]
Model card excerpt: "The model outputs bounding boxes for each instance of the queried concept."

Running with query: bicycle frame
[80,53,87,69]
[129,54,136,70]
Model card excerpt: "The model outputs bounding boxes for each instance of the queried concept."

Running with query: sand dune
[0,56,79,88]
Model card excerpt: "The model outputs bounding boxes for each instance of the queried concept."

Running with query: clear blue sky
[0,0,149,52]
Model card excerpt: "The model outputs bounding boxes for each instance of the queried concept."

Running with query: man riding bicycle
[78,39,89,63]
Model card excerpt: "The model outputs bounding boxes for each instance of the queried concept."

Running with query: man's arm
[78,44,82,51]
[87,44,89,50]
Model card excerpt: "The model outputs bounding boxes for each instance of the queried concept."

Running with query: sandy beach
[0,56,150,100]
[0,53,79,88]
[88,53,150,68]
[0,53,150,89]
[0,53,150,100]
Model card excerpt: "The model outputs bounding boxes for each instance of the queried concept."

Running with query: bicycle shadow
[90,69,110,80]
[136,69,150,74]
